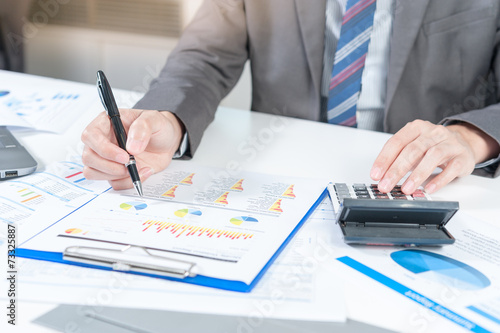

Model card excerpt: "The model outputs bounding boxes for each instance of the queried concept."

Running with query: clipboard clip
[63,245,197,279]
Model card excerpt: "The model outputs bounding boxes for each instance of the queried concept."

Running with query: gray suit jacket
[135,0,500,177]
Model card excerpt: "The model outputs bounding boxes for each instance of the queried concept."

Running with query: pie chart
[230,216,259,226]
[175,209,202,218]
[391,249,490,290]
[120,201,148,211]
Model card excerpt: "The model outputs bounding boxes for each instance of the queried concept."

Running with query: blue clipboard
[16,189,327,293]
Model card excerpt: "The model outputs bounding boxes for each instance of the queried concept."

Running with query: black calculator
[327,183,459,246]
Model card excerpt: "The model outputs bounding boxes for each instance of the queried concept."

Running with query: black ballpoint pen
[96,70,143,197]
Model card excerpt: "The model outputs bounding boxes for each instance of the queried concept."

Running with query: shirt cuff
[441,119,500,169]
[475,156,500,169]
[172,131,189,159]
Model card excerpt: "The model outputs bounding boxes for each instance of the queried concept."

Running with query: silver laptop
[0,126,37,179]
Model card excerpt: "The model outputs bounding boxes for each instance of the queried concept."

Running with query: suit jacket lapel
[294,0,326,97]
[386,0,430,111]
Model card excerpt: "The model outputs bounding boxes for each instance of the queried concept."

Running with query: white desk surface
[3,71,500,333]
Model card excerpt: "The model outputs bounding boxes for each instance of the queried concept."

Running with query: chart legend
[65,170,86,184]
[17,188,42,203]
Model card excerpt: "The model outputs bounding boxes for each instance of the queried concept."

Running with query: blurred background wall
[0,0,32,71]
[1,0,250,110]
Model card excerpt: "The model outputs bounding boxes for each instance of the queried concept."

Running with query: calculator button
[356,194,371,199]
[376,194,389,199]
[335,183,349,190]
[354,190,369,196]
[393,196,407,200]
[353,184,367,191]
[413,196,428,200]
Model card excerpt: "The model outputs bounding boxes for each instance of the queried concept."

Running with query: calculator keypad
[333,183,430,204]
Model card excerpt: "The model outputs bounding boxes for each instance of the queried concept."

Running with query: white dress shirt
[321,0,394,131]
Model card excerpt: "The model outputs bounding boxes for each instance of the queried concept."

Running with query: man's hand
[370,120,500,194]
[81,109,184,190]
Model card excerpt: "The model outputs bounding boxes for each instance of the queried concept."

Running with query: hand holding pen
[96,70,143,196]
[81,71,185,192]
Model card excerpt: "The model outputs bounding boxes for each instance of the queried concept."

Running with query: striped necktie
[327,0,376,127]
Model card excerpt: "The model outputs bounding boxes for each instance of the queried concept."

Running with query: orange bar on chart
[180,173,195,184]
[282,185,296,198]
[230,179,244,191]
[214,192,229,205]
[162,185,178,198]
[269,198,283,213]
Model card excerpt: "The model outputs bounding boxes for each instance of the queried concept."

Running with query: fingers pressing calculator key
[332,183,431,204]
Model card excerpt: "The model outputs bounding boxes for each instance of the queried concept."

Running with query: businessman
[82,0,500,194]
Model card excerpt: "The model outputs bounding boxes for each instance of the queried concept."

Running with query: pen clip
[96,70,119,117]
[96,82,108,114]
